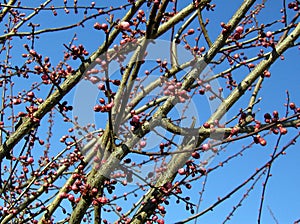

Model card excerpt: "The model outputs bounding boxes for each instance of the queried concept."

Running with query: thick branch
[128,1,270,222]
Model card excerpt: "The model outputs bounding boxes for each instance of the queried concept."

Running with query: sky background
[1,0,300,223]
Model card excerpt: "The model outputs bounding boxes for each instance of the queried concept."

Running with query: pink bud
[13,98,21,105]
[167,85,175,92]
[89,76,100,84]
[93,22,101,30]
[178,168,186,175]
[179,96,186,103]
[101,60,107,69]
[27,91,35,98]
[266,31,272,38]
[29,49,37,56]
[98,83,105,90]
[91,188,98,194]
[120,39,127,45]
[71,185,79,191]
[60,192,67,198]
[119,21,130,30]
[132,115,140,123]
[187,29,195,35]
[101,23,108,31]
[202,143,210,151]
[68,194,75,201]
[235,26,244,34]
[27,157,34,164]
[139,140,147,148]
[205,84,211,90]
[116,206,122,212]
[106,102,114,110]
[201,160,208,165]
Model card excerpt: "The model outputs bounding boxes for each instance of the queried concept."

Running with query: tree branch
[0,0,145,162]
[0,0,17,23]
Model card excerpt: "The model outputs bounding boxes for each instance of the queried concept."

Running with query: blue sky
[1,0,300,223]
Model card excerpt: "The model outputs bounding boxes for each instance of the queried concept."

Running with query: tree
[0,0,299,223]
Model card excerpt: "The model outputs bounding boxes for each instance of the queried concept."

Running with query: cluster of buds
[24,45,41,59]
[68,177,90,195]
[69,44,89,60]
[67,151,84,164]
[130,113,141,130]
[50,5,57,16]
[198,81,216,97]
[25,105,40,124]
[12,91,39,106]
[94,100,114,113]
[262,111,289,135]
[178,160,206,177]
[263,70,271,78]
[93,22,108,31]
[253,135,267,146]
[19,155,35,167]
[258,31,275,48]
[264,110,284,124]
[163,80,189,103]
[59,192,80,204]
[160,182,173,195]
[263,112,276,123]
[58,101,73,113]
[136,9,145,21]
[288,1,299,11]
[156,58,169,72]
[220,22,232,35]
[191,45,206,55]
